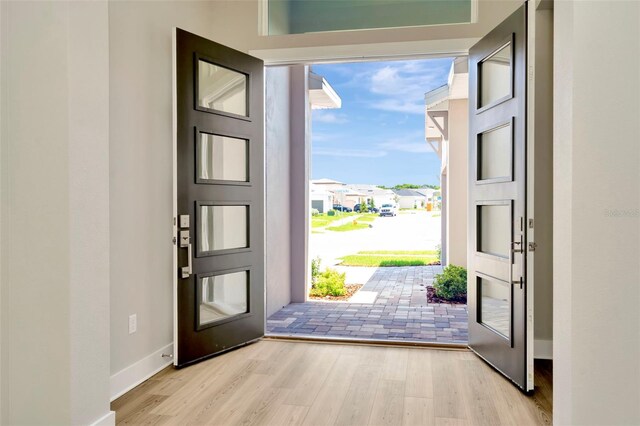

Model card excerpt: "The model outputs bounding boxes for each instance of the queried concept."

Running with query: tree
[359,197,369,212]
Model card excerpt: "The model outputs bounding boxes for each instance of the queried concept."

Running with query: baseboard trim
[534,338,553,359]
[110,343,174,401]
[90,410,115,426]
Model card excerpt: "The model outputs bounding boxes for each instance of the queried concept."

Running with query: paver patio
[267,265,468,344]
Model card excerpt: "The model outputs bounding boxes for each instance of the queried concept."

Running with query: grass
[311,212,356,228]
[339,250,439,267]
[358,250,438,255]
[355,214,377,222]
[326,222,370,232]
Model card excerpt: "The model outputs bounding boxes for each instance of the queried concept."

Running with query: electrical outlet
[128,314,137,334]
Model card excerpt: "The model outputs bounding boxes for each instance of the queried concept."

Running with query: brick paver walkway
[267,266,468,344]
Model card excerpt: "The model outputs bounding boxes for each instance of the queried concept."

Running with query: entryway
[268,265,468,343]
[173,0,551,395]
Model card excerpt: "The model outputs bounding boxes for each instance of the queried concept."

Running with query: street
[310,210,441,268]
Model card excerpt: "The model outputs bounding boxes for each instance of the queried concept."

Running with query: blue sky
[311,58,453,187]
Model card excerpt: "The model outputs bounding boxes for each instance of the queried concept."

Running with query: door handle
[181,242,192,279]
[510,235,523,288]
[179,229,192,279]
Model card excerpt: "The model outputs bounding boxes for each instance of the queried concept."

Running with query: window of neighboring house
[267,0,473,35]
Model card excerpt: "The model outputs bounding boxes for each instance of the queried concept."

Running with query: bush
[433,265,467,300]
[327,210,336,216]
[310,268,346,297]
[311,208,320,216]
[311,257,321,286]
[436,244,442,261]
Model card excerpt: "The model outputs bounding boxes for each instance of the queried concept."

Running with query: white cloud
[369,64,442,101]
[376,133,435,154]
[313,111,349,124]
[311,132,334,143]
[314,147,387,158]
[369,99,425,115]
[377,141,431,154]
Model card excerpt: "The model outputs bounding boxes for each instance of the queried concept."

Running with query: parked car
[379,203,398,217]
[354,204,378,213]
[332,204,352,212]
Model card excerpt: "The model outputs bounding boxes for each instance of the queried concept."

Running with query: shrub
[311,208,320,216]
[436,244,442,261]
[327,210,336,216]
[311,257,321,286]
[310,268,346,297]
[433,265,467,300]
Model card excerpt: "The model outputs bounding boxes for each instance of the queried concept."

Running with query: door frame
[171,1,550,368]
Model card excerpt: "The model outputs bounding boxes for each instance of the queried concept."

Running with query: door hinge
[528,218,534,229]
[172,236,177,245]
[528,242,537,252]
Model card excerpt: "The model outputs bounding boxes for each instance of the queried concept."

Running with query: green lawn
[339,250,439,267]
[326,222,370,232]
[355,214,377,222]
[358,250,438,255]
[311,212,357,228]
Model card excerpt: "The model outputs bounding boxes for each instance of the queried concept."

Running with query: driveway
[310,210,441,267]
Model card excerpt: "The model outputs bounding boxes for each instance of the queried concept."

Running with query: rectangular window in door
[197,203,249,256]
[197,269,250,330]
[477,275,512,341]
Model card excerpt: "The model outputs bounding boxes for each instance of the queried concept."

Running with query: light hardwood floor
[112,340,552,425]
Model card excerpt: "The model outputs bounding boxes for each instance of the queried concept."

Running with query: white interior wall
[1,1,111,424]
[554,1,640,424]
[108,0,216,381]
[447,99,469,267]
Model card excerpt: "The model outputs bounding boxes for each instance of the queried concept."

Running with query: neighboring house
[310,178,346,194]
[392,188,429,209]
[309,183,332,213]
[425,57,469,267]
[345,184,396,208]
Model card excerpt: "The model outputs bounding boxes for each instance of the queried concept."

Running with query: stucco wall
[554,1,640,424]
[446,99,469,268]
[266,66,293,317]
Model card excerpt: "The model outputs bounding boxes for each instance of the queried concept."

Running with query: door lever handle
[511,241,523,254]
[181,242,192,279]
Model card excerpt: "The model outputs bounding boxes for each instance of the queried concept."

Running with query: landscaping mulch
[426,286,467,305]
[309,284,363,301]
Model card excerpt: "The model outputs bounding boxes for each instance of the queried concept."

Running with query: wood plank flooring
[112,340,552,425]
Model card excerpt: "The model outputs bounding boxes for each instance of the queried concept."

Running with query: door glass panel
[479,277,510,338]
[480,43,512,108]
[197,60,247,116]
[198,133,248,182]
[199,205,248,253]
[199,271,248,325]
[478,204,510,258]
[478,123,512,180]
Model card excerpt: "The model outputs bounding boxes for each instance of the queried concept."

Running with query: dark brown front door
[173,28,264,367]
[468,5,531,390]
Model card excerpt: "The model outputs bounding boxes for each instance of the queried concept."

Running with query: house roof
[415,188,436,197]
[309,71,342,110]
[311,178,344,185]
[346,184,394,195]
[391,189,427,197]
